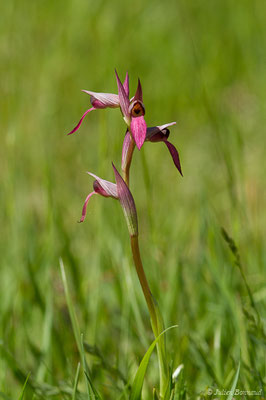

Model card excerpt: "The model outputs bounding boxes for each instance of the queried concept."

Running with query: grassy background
[0,0,265,398]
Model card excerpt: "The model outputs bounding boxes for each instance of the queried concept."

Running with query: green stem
[122,134,135,186]
[130,236,158,332]
[130,235,169,399]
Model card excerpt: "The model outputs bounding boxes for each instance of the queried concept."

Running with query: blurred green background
[0,0,265,398]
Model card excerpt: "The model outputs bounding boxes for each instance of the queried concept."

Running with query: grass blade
[130,325,177,400]
[59,258,82,356]
[72,363,81,400]
[18,372,31,400]
[81,334,102,400]
[226,362,240,400]
[60,259,101,399]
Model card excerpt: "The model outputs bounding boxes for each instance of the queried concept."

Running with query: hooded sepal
[67,90,121,135]
[112,163,138,237]
[80,173,118,223]
[146,122,176,141]
[88,173,118,198]
[82,91,120,109]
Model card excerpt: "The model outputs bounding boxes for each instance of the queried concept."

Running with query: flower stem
[130,235,170,399]
[130,236,158,330]
[122,135,135,186]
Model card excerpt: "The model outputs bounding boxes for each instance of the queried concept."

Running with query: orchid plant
[68,71,182,399]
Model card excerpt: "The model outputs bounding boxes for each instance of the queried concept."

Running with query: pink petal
[132,79,143,102]
[112,163,138,237]
[82,90,119,108]
[88,172,118,198]
[67,107,96,135]
[164,140,183,176]
[123,72,129,97]
[79,191,96,223]
[115,70,130,119]
[130,116,147,150]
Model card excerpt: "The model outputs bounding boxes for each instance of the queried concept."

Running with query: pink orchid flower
[146,122,183,176]
[67,71,147,150]
[115,71,147,150]
[80,167,138,237]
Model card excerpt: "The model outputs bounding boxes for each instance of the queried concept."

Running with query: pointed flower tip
[67,108,95,135]
[79,191,96,223]
[133,78,143,102]
[123,72,129,97]
[135,140,144,151]
[131,115,147,150]
[114,68,120,81]
[115,70,130,119]
[164,141,183,177]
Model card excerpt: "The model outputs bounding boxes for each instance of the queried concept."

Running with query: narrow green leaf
[60,260,101,399]
[153,388,159,400]
[226,362,240,400]
[81,334,102,400]
[59,258,82,356]
[72,363,80,400]
[130,326,177,400]
[36,290,53,382]
[18,372,31,400]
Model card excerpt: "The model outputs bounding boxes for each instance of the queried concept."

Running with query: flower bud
[112,163,138,237]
